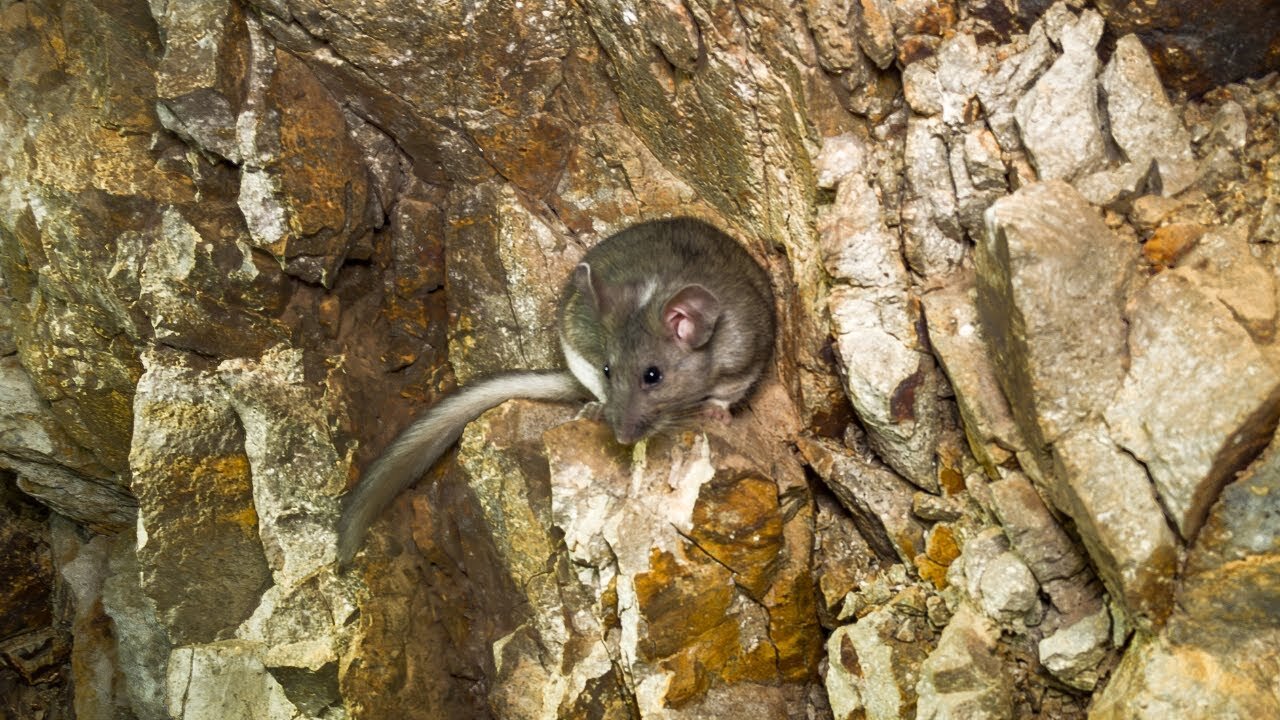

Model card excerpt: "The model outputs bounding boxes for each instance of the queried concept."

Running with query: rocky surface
[3,0,1280,718]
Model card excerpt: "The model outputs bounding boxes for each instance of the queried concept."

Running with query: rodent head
[573,263,722,444]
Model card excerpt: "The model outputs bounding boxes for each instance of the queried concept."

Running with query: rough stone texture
[902,116,966,277]
[3,0,1280,718]
[976,181,1135,453]
[798,436,926,567]
[1037,605,1111,691]
[448,402,821,718]
[921,274,1022,472]
[1051,425,1178,627]
[975,550,1038,625]
[826,607,933,720]
[1094,428,1280,718]
[915,603,1012,720]
[819,154,946,491]
[1093,636,1280,719]
[1100,34,1196,195]
[1013,10,1108,181]
[976,181,1178,627]
[101,531,170,720]
[1104,270,1280,540]
[131,349,273,644]
[987,471,1103,623]
[0,345,133,532]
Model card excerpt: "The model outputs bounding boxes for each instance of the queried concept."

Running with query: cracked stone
[1013,9,1108,181]
[1100,34,1196,196]
[1104,269,1280,540]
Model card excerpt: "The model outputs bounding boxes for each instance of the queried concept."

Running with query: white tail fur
[336,370,584,567]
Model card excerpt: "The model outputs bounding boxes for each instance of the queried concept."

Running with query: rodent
[336,217,776,566]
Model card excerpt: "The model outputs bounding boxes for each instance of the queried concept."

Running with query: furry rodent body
[336,218,775,566]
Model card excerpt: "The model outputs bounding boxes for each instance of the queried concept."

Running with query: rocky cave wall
[1,0,1279,718]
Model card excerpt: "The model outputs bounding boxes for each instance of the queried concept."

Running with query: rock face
[3,0,1280,718]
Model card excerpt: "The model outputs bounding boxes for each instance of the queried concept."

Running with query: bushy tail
[336,370,585,567]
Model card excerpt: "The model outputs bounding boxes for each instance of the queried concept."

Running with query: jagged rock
[1093,429,1280,716]
[921,274,1022,472]
[1207,100,1250,153]
[166,642,300,720]
[1178,431,1280,642]
[131,349,273,644]
[1090,633,1280,719]
[821,168,944,490]
[1142,221,1205,268]
[1,333,130,534]
[815,134,868,190]
[976,181,1134,453]
[101,532,170,720]
[815,491,881,621]
[456,403,821,717]
[949,130,1007,238]
[976,551,1039,626]
[915,603,1012,720]
[55,524,130,719]
[855,0,897,69]
[5,0,1280,716]
[216,346,349,580]
[807,0,865,72]
[902,116,966,277]
[6,465,134,533]
[1037,606,1110,691]
[444,183,574,380]
[987,471,1103,622]
[948,526,1041,628]
[934,34,990,127]
[902,61,944,116]
[1051,426,1177,626]
[977,181,1177,626]
[798,436,927,567]
[1074,160,1158,211]
[826,607,933,720]
[962,127,1008,192]
[235,24,379,288]
[1100,35,1196,196]
[1174,222,1277,339]
[125,205,291,359]
[153,0,247,161]
[916,524,962,590]
[1013,9,1108,181]
[1104,269,1280,540]
[976,21,1055,151]
[911,493,963,522]
[836,563,912,621]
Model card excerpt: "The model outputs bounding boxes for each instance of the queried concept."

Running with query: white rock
[1100,35,1196,195]
[1014,10,1108,181]
[1038,606,1112,690]
[977,551,1040,624]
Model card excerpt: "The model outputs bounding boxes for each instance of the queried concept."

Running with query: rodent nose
[614,421,645,445]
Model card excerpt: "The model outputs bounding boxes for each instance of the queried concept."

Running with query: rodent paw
[576,401,605,421]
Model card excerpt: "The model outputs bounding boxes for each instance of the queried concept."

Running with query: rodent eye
[642,366,662,387]
[603,364,611,379]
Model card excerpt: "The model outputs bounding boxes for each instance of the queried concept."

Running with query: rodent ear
[663,285,721,349]
[574,262,608,314]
